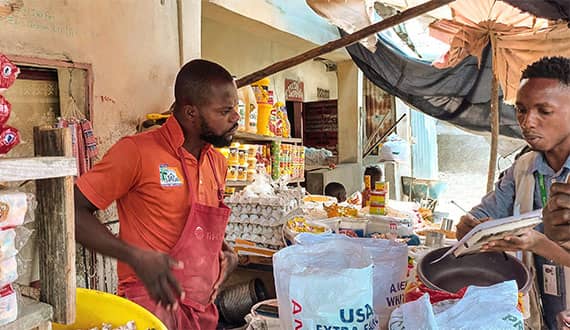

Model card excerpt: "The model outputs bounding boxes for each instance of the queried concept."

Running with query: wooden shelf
[226,178,304,187]
[234,132,302,144]
[237,255,273,272]
[0,157,77,182]
[305,165,331,172]
[0,298,53,330]
[226,180,249,187]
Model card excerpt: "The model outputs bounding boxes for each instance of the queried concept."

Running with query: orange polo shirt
[76,116,227,288]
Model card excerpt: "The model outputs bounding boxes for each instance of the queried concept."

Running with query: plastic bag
[274,237,379,330]
[295,234,408,329]
[379,134,410,163]
[0,226,33,261]
[389,281,523,330]
[0,229,15,260]
[0,284,17,326]
[0,192,31,229]
[0,256,17,287]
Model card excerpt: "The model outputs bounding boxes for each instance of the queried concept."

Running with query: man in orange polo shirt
[74,59,239,329]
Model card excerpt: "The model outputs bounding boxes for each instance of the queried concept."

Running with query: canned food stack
[220,143,261,184]
[277,144,304,180]
[369,182,388,215]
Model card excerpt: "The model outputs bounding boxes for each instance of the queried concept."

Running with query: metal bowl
[418,247,531,294]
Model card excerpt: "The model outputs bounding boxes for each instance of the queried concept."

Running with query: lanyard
[538,173,548,207]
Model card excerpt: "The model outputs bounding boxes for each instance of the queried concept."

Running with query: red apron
[122,147,230,329]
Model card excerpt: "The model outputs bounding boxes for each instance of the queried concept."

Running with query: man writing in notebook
[456,57,570,329]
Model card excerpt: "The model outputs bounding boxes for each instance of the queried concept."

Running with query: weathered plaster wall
[0,0,200,152]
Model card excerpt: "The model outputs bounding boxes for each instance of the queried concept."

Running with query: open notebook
[432,209,543,263]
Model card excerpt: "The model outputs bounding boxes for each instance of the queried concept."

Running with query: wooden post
[487,75,500,193]
[33,127,76,324]
[236,0,455,87]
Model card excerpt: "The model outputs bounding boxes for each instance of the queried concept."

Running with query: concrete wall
[306,163,363,196]
[0,0,200,152]
[206,0,340,47]
[436,121,524,219]
[336,60,362,164]
[201,16,338,103]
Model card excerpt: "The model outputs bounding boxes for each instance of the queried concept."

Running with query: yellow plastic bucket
[52,288,167,330]
[256,103,273,136]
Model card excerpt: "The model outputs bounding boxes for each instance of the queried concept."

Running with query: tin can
[370,191,386,205]
[237,165,247,181]
[227,165,239,181]
[369,205,386,215]
[364,175,371,189]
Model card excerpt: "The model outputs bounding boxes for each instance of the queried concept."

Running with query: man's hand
[456,214,489,240]
[481,228,544,253]
[544,183,570,243]
[129,249,183,310]
[558,309,570,329]
[209,243,238,304]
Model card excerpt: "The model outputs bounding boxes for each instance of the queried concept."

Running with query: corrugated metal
[411,109,438,179]
[363,77,395,143]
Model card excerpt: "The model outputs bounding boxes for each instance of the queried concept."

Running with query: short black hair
[324,182,346,196]
[364,166,383,179]
[174,59,234,109]
[521,56,570,86]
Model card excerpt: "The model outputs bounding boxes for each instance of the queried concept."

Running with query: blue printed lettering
[386,294,404,307]
[340,309,354,323]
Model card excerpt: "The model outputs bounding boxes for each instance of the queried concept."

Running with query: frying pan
[418,247,531,294]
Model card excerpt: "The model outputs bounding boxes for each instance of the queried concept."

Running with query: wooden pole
[364,114,407,158]
[487,74,500,193]
[34,127,76,324]
[235,0,456,87]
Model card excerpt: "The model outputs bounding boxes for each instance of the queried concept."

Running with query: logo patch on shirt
[159,164,184,187]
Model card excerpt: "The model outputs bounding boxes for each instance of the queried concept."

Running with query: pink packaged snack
[0,95,11,126]
[0,126,19,155]
[0,284,17,326]
[0,54,19,93]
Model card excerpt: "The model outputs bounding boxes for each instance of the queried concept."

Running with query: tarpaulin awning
[343,29,522,138]
[503,0,570,21]
[430,0,570,103]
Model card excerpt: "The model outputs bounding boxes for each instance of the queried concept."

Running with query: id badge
[543,264,561,296]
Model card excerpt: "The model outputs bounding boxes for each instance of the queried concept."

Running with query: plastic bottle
[236,88,247,131]
[362,175,372,207]
[244,86,258,134]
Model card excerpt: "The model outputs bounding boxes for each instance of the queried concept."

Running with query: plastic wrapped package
[274,238,379,330]
[0,95,12,127]
[0,284,17,326]
[0,256,17,287]
[389,281,523,329]
[295,234,408,329]
[0,192,33,230]
[0,229,16,260]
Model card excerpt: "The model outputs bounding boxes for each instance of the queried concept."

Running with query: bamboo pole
[235,0,456,88]
[487,74,500,193]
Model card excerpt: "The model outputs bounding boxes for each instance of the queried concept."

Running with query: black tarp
[503,0,570,21]
[343,30,522,138]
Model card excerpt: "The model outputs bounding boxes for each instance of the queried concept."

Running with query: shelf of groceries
[218,78,305,193]
[233,131,302,144]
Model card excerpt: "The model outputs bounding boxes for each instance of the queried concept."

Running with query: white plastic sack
[295,234,408,329]
[0,284,17,326]
[0,192,29,230]
[274,237,379,330]
[389,281,523,330]
[379,135,410,163]
[0,256,17,287]
[0,229,16,261]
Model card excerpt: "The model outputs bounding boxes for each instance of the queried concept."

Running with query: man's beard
[199,119,237,148]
